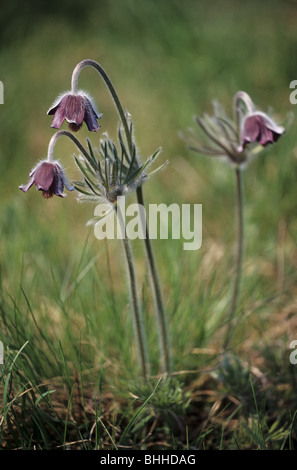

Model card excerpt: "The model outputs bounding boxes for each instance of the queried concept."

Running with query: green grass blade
[119,377,162,445]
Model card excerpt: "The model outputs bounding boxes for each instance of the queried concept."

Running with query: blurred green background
[0,0,297,402]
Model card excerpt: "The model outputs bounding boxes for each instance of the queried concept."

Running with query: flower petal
[34,161,55,191]
[50,105,66,129]
[19,177,35,193]
[47,103,59,116]
[48,95,70,129]
[65,94,85,126]
[258,125,274,146]
[61,173,75,192]
[84,98,101,132]
[242,115,260,143]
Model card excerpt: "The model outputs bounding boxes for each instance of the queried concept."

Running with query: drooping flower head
[235,91,285,154]
[19,160,74,199]
[238,112,285,152]
[47,91,102,132]
[181,91,285,168]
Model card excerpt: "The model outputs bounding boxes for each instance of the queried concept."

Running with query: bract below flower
[19,160,74,199]
[47,91,102,132]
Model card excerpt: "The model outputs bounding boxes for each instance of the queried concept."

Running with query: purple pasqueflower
[239,112,285,151]
[19,160,74,199]
[47,91,102,132]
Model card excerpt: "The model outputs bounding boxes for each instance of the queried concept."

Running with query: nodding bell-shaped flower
[47,91,102,132]
[182,91,285,168]
[19,160,74,199]
[239,112,285,152]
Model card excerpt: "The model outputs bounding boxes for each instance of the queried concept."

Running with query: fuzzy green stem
[47,129,91,162]
[71,60,133,154]
[223,166,245,350]
[136,185,172,374]
[72,59,172,374]
[116,205,150,381]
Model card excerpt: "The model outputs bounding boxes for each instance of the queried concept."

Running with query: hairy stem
[136,185,172,374]
[71,60,133,154]
[223,167,245,350]
[47,129,91,162]
[116,205,150,381]
[233,91,255,131]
